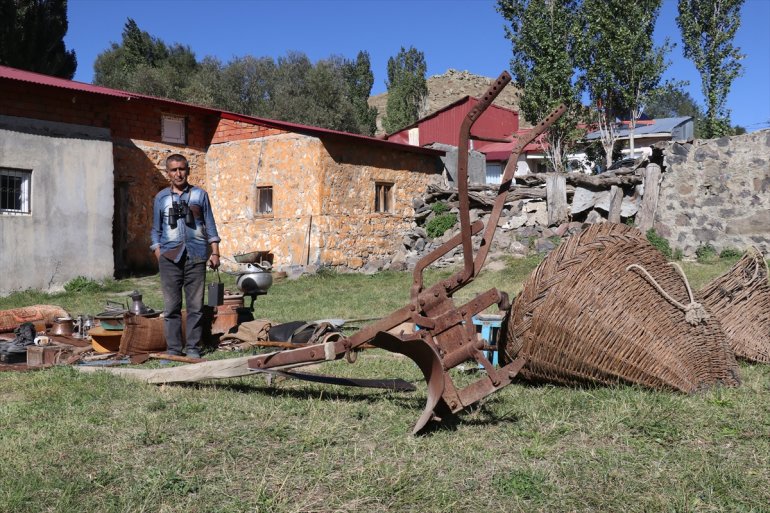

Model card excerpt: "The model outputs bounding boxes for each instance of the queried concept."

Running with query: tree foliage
[644,81,706,137]
[343,51,378,136]
[580,0,671,163]
[497,0,584,172]
[93,18,198,100]
[677,0,745,138]
[382,46,428,133]
[92,19,378,135]
[0,0,76,78]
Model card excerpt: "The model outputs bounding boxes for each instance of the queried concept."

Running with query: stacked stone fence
[393,130,770,272]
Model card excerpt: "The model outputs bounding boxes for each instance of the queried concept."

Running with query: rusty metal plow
[248,71,565,434]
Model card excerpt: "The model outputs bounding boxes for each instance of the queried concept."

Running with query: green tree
[344,51,378,136]
[677,0,744,139]
[644,81,705,137]
[0,0,76,78]
[382,46,427,133]
[497,0,584,173]
[93,18,198,100]
[580,0,671,162]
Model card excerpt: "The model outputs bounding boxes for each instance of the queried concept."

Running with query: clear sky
[64,0,770,131]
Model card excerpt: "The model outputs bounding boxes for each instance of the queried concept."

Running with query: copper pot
[51,317,74,336]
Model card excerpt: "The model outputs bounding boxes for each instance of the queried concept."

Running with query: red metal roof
[473,129,548,161]
[386,96,519,148]
[0,65,444,157]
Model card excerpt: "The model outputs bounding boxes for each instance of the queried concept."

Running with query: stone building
[0,65,443,295]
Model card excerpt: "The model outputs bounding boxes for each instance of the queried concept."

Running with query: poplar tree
[344,51,378,136]
[0,0,77,78]
[382,46,428,133]
[497,0,583,172]
[677,0,744,138]
[579,0,671,164]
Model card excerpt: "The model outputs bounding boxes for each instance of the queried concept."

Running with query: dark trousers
[159,253,206,355]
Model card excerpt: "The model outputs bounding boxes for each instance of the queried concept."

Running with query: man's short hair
[166,154,189,169]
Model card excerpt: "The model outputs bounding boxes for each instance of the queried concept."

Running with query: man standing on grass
[150,154,221,359]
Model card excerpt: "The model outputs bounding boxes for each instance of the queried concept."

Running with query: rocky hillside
[368,69,525,135]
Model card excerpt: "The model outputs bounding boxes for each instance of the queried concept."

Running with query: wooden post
[546,174,568,226]
[636,163,662,232]
[608,185,623,223]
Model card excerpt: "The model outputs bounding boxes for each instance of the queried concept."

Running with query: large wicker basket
[501,223,740,392]
[697,247,770,363]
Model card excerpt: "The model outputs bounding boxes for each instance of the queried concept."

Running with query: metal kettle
[129,291,152,315]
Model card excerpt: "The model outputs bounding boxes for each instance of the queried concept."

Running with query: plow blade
[370,331,445,435]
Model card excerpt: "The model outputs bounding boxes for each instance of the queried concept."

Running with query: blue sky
[64,0,770,131]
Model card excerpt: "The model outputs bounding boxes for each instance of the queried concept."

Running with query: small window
[375,182,394,213]
[486,162,503,185]
[256,186,273,215]
[1,168,31,215]
[162,115,186,144]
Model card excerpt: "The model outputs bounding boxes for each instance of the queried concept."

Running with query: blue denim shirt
[150,186,220,263]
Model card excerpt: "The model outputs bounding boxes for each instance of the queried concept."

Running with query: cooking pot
[51,317,74,336]
[235,263,273,295]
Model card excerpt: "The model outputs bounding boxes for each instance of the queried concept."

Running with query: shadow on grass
[418,398,523,435]
[175,379,524,433]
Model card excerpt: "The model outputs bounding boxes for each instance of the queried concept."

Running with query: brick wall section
[206,133,441,269]
[0,80,218,147]
[211,118,287,143]
[0,80,111,127]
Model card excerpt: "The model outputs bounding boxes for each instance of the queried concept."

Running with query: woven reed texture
[697,247,770,363]
[502,223,740,392]
[119,314,166,356]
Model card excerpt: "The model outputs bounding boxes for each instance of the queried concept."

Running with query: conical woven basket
[697,247,770,363]
[501,223,740,392]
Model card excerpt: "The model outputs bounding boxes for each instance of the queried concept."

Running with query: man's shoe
[185,349,201,359]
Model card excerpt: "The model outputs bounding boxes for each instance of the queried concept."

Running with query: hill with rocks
[368,69,525,135]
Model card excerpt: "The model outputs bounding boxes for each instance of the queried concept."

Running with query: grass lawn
[1,255,768,513]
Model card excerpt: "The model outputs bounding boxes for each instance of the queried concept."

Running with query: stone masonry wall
[315,139,440,269]
[206,133,440,270]
[206,134,324,266]
[655,130,770,257]
[113,139,208,271]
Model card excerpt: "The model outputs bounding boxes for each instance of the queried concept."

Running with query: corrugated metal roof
[584,117,692,140]
[386,96,519,148]
[0,65,444,157]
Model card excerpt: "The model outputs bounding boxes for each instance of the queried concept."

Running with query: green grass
[1,257,769,512]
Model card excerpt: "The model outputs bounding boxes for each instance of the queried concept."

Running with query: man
[151,154,220,358]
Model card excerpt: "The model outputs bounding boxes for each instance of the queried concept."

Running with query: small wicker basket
[501,223,740,392]
[697,247,770,363]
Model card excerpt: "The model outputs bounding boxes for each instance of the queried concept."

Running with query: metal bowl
[235,263,273,295]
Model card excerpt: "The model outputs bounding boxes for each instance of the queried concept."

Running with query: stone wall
[655,130,770,257]
[206,133,441,270]
[113,139,208,272]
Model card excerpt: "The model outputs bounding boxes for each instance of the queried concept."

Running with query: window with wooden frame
[374,182,394,213]
[161,114,186,144]
[255,186,273,215]
[1,168,31,215]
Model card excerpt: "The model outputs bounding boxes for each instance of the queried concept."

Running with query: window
[486,162,503,185]
[1,168,31,215]
[255,186,273,215]
[161,115,186,144]
[375,182,394,213]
